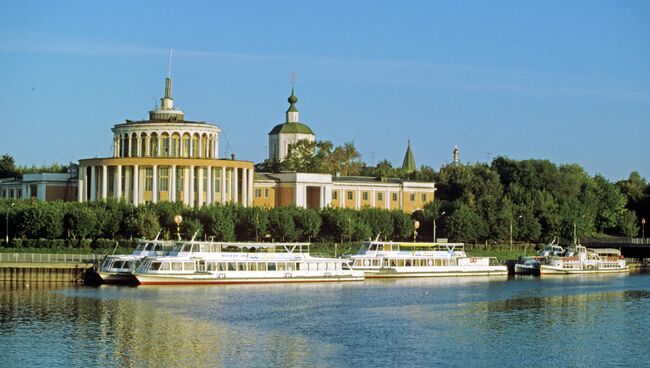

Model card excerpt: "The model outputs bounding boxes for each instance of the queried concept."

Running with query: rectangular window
[255,189,262,197]
[182,136,190,157]
[144,168,153,191]
[171,136,179,157]
[203,168,208,190]
[422,193,427,201]
[214,169,221,192]
[410,193,415,202]
[347,191,353,200]
[264,188,269,198]
[378,192,383,201]
[176,167,184,197]
[362,192,369,201]
[332,191,338,200]
[159,167,169,191]
[392,193,398,201]
[151,138,159,157]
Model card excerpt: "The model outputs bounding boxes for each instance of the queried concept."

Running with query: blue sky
[1,1,649,180]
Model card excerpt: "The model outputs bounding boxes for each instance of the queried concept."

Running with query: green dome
[268,122,314,135]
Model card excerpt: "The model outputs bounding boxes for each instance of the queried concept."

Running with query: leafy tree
[391,210,414,240]
[320,208,355,243]
[234,206,268,241]
[619,210,638,238]
[64,204,97,239]
[0,154,19,178]
[200,205,235,241]
[267,207,296,241]
[444,204,487,243]
[360,208,393,240]
[292,207,321,241]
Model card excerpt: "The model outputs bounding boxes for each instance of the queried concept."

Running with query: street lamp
[174,214,183,240]
[510,214,522,251]
[433,211,446,243]
[413,220,420,242]
[642,217,646,241]
[5,202,14,245]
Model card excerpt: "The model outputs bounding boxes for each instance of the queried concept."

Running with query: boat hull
[514,264,540,276]
[135,272,365,285]
[358,267,508,278]
[540,266,630,275]
[96,271,139,285]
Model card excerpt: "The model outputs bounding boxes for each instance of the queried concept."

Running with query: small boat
[514,239,563,275]
[133,242,364,285]
[540,245,629,275]
[349,241,508,278]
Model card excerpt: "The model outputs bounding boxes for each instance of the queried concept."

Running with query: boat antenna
[374,233,381,241]
[154,229,162,241]
[112,241,119,255]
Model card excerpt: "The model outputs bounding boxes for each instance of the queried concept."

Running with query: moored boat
[133,242,364,285]
[96,238,174,284]
[540,245,629,275]
[514,239,563,276]
[349,241,508,278]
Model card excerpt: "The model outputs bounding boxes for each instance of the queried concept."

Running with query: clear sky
[1,1,649,181]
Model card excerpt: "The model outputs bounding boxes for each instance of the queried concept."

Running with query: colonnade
[78,164,254,207]
[113,131,219,159]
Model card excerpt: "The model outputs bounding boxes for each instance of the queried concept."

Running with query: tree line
[0,199,416,249]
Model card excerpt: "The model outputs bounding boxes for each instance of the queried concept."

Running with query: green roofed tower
[401,140,416,173]
[268,87,315,162]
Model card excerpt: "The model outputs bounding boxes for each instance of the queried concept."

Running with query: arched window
[161,133,170,157]
[171,133,180,157]
[182,133,190,158]
[201,134,208,158]
[130,133,138,157]
[150,133,159,157]
[191,134,199,158]
[139,132,147,157]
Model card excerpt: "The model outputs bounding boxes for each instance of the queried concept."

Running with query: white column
[77,167,84,202]
[171,165,177,202]
[136,135,142,157]
[385,189,389,209]
[157,135,162,157]
[320,186,326,209]
[198,136,203,158]
[115,165,122,200]
[233,168,239,204]
[241,168,248,207]
[189,165,195,207]
[145,135,150,157]
[248,168,254,207]
[133,164,139,205]
[152,165,158,203]
[206,166,212,205]
[371,189,376,208]
[221,167,227,203]
[183,166,190,204]
[124,167,130,201]
[90,166,96,201]
[36,183,46,201]
[355,188,360,209]
[197,167,204,206]
[101,165,108,200]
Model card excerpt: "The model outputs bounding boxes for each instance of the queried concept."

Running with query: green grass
[0,247,134,255]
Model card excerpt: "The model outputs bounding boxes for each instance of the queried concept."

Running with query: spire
[453,145,460,165]
[401,140,416,173]
[148,49,184,121]
[286,87,299,123]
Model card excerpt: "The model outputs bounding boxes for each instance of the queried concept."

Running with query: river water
[1,274,649,367]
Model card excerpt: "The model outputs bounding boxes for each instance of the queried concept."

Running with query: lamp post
[413,220,420,242]
[174,214,183,241]
[5,203,14,245]
[642,217,646,241]
[510,214,522,251]
[433,211,445,243]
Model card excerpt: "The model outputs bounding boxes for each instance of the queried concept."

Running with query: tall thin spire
[164,49,173,99]
[453,145,460,165]
[286,71,299,123]
[149,49,184,121]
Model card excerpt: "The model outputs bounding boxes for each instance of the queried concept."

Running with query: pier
[0,253,102,283]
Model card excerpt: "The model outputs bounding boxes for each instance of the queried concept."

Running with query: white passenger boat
[134,242,364,285]
[349,241,508,278]
[97,239,174,284]
[540,245,629,275]
[514,239,564,275]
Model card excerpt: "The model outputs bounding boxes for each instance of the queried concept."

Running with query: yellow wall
[344,190,356,209]
[360,190,371,208]
[253,185,276,208]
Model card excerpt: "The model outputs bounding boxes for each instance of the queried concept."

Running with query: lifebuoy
[470,257,477,263]
[428,259,433,266]
[363,259,370,267]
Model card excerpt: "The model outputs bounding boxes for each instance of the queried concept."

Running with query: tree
[0,154,19,178]
[234,206,268,241]
[200,205,235,241]
[391,210,414,240]
[267,208,296,241]
[320,208,355,243]
[444,204,487,243]
[619,210,638,238]
[64,204,97,239]
[292,207,321,241]
[359,208,393,240]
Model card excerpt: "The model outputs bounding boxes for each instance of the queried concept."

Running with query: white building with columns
[78,76,254,207]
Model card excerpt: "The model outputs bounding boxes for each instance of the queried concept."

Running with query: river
[1,274,649,367]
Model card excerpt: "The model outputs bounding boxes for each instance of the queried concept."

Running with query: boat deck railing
[0,253,104,264]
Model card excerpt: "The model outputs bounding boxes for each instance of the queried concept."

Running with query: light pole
[413,220,420,242]
[642,217,646,241]
[433,211,445,242]
[5,203,14,245]
[174,214,183,240]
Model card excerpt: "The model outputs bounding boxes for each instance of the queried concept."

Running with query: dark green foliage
[234,206,268,241]
[291,207,322,241]
[267,208,296,242]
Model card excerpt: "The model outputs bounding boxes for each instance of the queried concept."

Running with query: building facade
[77,76,254,207]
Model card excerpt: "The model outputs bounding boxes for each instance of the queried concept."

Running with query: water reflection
[1,275,649,368]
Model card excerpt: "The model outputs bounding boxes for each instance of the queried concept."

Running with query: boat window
[227,262,236,271]
[398,259,405,267]
[371,260,379,267]
[172,262,183,271]
[268,262,276,271]
[113,261,124,269]
[123,261,131,269]
[249,263,257,271]
[259,262,267,271]
[405,260,412,267]
[277,262,287,271]
[218,263,226,271]
[150,262,162,271]
[206,262,216,271]
[184,262,195,271]
[369,244,377,251]
[237,263,245,271]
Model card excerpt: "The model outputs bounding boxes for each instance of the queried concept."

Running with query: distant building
[401,140,416,173]
[267,88,315,162]
[0,170,78,201]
